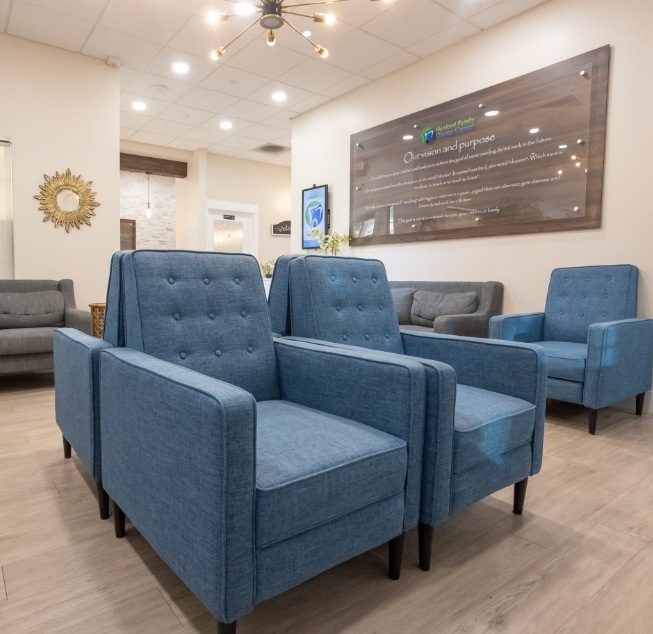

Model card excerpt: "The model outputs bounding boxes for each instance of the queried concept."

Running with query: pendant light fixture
[144,172,153,220]
[209,0,386,61]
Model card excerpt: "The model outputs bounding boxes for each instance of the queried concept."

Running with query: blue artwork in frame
[302,184,328,249]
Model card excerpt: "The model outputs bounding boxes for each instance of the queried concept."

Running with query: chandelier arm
[282,16,320,48]
[213,16,261,55]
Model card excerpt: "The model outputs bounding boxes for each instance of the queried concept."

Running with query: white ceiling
[0,0,550,166]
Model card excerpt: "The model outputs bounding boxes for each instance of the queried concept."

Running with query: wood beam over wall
[120,153,188,178]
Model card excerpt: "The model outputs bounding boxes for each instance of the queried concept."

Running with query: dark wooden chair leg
[513,477,528,515]
[114,501,126,538]
[588,408,598,435]
[388,533,405,580]
[63,436,71,459]
[97,481,110,520]
[418,521,434,571]
[217,620,237,634]
[636,392,645,416]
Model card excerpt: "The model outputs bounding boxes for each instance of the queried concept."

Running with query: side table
[89,303,106,338]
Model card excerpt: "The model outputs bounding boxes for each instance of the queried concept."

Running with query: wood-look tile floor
[1,374,652,633]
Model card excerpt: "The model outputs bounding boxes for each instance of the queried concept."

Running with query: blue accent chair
[98,250,426,632]
[490,265,653,434]
[272,254,547,572]
[53,251,129,519]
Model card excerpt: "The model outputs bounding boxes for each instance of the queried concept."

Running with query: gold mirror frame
[34,168,100,232]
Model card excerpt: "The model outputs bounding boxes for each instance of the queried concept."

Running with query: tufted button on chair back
[543,265,638,343]
[288,255,405,354]
[122,250,279,401]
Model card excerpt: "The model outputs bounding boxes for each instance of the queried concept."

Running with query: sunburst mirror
[34,168,100,232]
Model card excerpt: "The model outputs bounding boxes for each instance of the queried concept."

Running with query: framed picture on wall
[301,184,328,249]
[120,219,136,250]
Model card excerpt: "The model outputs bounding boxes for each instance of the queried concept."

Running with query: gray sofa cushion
[411,291,479,328]
[0,291,65,329]
[0,327,56,355]
[390,287,416,325]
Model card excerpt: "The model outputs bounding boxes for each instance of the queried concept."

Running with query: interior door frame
[206,198,259,258]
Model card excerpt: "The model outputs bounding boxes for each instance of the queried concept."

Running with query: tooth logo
[305,200,324,228]
[420,127,435,144]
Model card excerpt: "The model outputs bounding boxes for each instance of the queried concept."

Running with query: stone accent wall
[120,171,175,249]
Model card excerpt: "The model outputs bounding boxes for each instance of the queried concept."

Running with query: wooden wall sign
[272,220,291,235]
[349,46,610,246]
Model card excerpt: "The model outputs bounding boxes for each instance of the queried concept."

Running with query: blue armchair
[97,250,426,632]
[53,251,128,518]
[490,265,653,435]
[272,254,547,572]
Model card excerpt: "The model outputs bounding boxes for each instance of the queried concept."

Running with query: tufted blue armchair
[490,265,653,434]
[53,251,129,519]
[271,254,547,572]
[96,250,426,633]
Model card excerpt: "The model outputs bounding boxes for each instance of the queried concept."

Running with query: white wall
[291,0,653,318]
[0,34,120,307]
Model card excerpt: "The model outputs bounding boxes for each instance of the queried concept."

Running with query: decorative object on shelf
[34,168,100,232]
[144,172,153,220]
[209,0,382,60]
[260,261,274,278]
[308,228,350,255]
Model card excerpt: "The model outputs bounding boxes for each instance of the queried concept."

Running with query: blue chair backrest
[121,250,279,401]
[268,254,301,336]
[103,251,130,346]
[288,255,405,355]
[543,264,639,343]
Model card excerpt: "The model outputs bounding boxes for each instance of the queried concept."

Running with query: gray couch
[389,280,504,338]
[0,279,92,375]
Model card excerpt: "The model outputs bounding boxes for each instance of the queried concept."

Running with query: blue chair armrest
[489,312,545,342]
[274,337,426,530]
[585,318,653,409]
[99,347,256,624]
[53,328,112,480]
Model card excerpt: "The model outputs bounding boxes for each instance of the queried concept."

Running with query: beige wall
[0,34,120,307]
[291,0,653,318]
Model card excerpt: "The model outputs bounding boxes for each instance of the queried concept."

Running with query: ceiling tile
[246,82,314,110]
[158,103,215,126]
[291,94,330,114]
[99,0,191,45]
[83,27,161,70]
[227,38,306,79]
[363,0,460,49]
[157,0,205,12]
[119,66,140,90]
[0,0,10,30]
[7,1,94,52]
[325,29,401,74]
[221,99,282,123]
[434,0,505,19]
[168,137,212,151]
[277,58,352,93]
[407,20,480,57]
[177,86,239,112]
[144,47,216,85]
[120,92,171,116]
[20,0,107,23]
[120,111,151,130]
[359,50,419,80]
[267,20,354,56]
[129,130,177,146]
[468,0,549,29]
[333,0,399,28]
[238,124,290,143]
[120,127,137,139]
[125,72,193,103]
[219,135,264,151]
[140,119,194,138]
[322,74,371,99]
[182,126,232,144]
[206,144,243,158]
[200,66,270,98]
[261,110,297,131]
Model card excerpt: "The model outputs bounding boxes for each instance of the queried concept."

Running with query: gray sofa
[389,280,504,338]
[0,279,92,375]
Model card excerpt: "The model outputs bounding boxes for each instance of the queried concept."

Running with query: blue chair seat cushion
[454,385,537,474]
[534,340,587,382]
[255,400,407,547]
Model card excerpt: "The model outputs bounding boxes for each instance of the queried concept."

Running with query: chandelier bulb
[267,30,276,46]
[315,44,329,58]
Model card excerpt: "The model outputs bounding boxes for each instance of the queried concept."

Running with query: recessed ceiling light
[172,62,189,74]
[150,84,168,95]
[529,128,539,134]
[272,91,287,102]
[132,101,146,111]
[219,120,233,130]
[403,135,413,140]
[484,110,499,117]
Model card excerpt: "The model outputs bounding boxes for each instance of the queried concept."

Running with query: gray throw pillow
[0,291,65,328]
[390,288,416,325]
[411,291,479,327]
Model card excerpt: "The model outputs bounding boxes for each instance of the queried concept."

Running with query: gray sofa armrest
[65,308,92,335]
[433,313,493,338]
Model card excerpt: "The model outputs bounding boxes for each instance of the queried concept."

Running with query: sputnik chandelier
[210,0,386,61]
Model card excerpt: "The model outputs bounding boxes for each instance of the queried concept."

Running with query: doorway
[206,199,258,258]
